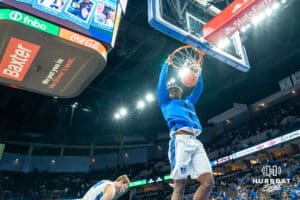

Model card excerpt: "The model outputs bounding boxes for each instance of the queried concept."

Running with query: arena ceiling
[0,0,300,147]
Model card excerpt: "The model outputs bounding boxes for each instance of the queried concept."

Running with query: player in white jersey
[81,175,130,200]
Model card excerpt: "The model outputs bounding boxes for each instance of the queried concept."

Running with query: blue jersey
[157,63,203,135]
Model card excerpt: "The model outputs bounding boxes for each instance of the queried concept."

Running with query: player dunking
[157,54,214,200]
[81,175,130,200]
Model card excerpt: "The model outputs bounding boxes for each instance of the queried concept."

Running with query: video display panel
[0,0,119,45]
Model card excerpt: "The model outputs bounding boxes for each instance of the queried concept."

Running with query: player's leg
[193,172,214,200]
[168,135,193,199]
[171,179,187,200]
[190,138,214,200]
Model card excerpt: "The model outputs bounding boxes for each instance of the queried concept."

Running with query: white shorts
[168,135,212,180]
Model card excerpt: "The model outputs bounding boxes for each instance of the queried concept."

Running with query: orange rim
[169,45,205,70]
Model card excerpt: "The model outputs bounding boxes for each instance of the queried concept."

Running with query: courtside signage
[0,37,40,81]
[129,179,147,187]
[0,9,59,36]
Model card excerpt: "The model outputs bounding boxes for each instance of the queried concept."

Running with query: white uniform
[82,180,114,200]
[168,134,212,180]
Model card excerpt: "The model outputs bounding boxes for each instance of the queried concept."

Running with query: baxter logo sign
[9,11,47,31]
[0,37,40,81]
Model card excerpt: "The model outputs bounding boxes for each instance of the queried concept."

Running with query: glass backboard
[148,0,250,72]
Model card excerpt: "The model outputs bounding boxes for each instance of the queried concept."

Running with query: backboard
[148,0,250,72]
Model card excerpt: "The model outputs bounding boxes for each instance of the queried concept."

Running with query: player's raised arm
[186,75,203,105]
[157,61,170,106]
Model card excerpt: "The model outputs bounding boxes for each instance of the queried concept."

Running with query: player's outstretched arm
[186,75,203,105]
[101,184,116,200]
[157,61,170,106]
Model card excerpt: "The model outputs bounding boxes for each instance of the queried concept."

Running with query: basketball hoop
[168,45,205,87]
[168,45,205,74]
